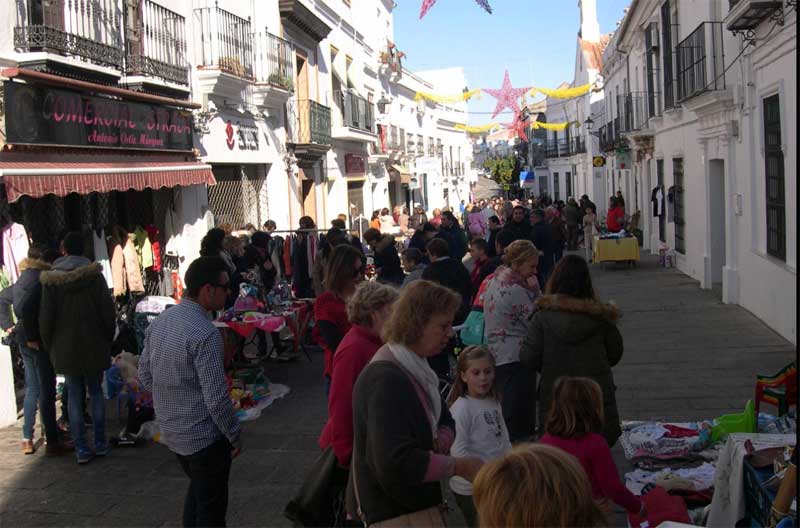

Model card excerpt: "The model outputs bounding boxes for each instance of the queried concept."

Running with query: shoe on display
[21,440,35,455]
[76,448,94,465]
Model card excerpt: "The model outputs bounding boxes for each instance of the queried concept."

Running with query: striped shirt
[139,299,240,456]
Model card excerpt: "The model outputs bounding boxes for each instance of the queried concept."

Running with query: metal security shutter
[207,165,267,229]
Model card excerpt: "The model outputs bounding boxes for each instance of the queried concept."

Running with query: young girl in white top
[447,346,512,527]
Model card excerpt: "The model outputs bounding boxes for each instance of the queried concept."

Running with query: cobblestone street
[0,254,794,527]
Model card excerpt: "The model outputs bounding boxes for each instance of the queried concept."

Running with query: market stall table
[594,235,640,269]
[214,301,314,363]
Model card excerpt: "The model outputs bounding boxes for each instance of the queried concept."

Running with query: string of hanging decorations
[455,120,579,134]
[528,83,593,99]
[419,0,492,19]
[414,89,482,104]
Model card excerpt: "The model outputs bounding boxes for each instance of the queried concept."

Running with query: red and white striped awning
[0,161,216,202]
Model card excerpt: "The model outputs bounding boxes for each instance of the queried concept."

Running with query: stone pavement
[0,254,794,527]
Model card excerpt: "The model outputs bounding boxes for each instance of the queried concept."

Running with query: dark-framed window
[553,172,560,201]
[566,171,572,199]
[646,22,660,117]
[764,94,785,260]
[673,157,685,254]
[661,1,676,110]
[657,159,665,242]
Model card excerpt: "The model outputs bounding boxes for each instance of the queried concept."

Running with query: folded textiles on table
[626,462,717,496]
[621,421,713,468]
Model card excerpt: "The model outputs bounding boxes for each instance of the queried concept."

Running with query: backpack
[459,273,495,345]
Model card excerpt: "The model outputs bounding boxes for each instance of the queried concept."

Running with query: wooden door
[296,52,310,142]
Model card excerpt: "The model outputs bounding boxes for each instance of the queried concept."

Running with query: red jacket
[313,291,351,378]
[606,206,626,232]
[319,325,383,466]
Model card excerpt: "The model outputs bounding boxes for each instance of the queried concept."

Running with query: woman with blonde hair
[430,207,443,228]
[473,443,607,527]
[320,281,400,467]
[346,280,483,526]
[482,239,541,441]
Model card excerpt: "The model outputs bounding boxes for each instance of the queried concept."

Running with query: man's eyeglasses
[212,283,232,292]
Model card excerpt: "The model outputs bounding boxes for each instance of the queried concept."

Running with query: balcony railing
[254,30,293,90]
[543,137,586,158]
[618,92,662,133]
[195,4,253,79]
[334,91,374,133]
[676,22,725,102]
[14,0,124,69]
[126,0,189,85]
[599,124,615,152]
[287,99,332,146]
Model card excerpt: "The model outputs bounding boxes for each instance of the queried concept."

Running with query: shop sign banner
[4,81,194,152]
[345,153,365,175]
[415,156,439,174]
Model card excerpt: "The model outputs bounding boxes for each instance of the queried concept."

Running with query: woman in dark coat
[520,254,624,446]
[346,281,482,526]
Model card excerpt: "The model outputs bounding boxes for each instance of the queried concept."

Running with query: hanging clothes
[133,226,154,269]
[93,229,114,290]
[283,236,293,277]
[2,222,29,284]
[144,224,162,272]
[651,187,664,217]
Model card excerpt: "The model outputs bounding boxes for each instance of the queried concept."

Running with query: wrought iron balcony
[618,92,662,133]
[676,22,726,103]
[333,91,374,133]
[14,0,124,70]
[195,4,253,79]
[254,30,293,90]
[125,0,189,85]
[544,137,586,158]
[598,123,616,152]
[287,99,332,146]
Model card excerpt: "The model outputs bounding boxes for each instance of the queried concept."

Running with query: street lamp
[583,116,594,131]
[376,94,391,114]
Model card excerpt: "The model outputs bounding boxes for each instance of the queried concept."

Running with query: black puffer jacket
[520,294,624,445]
[0,258,51,343]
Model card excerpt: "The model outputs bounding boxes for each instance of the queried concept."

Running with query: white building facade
[600,0,796,344]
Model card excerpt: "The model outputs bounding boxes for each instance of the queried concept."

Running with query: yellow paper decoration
[532,121,572,131]
[414,89,481,104]
[529,83,592,100]
[454,123,500,133]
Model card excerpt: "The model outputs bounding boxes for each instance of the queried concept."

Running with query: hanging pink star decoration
[482,70,532,119]
[504,115,529,142]
[419,0,492,20]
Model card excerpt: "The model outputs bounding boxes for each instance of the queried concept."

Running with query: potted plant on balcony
[268,72,294,92]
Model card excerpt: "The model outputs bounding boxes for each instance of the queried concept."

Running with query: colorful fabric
[529,83,592,100]
[483,266,538,366]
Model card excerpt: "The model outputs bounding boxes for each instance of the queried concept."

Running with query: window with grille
[553,172,560,201]
[646,22,661,117]
[208,165,266,229]
[673,157,685,254]
[661,1,675,110]
[764,94,785,260]
[657,159,665,242]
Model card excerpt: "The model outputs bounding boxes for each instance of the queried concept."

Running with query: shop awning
[391,164,411,184]
[0,161,216,202]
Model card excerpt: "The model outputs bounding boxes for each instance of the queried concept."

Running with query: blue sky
[393,0,632,125]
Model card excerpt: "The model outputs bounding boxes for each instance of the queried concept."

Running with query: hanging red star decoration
[482,70,532,119]
[504,114,529,142]
[419,0,492,19]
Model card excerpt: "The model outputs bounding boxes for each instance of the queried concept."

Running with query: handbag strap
[351,439,369,527]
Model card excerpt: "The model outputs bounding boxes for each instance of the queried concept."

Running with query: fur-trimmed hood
[536,294,620,321]
[18,258,51,272]
[534,294,620,344]
[40,262,103,288]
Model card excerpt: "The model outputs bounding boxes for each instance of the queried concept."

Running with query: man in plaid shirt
[139,256,242,527]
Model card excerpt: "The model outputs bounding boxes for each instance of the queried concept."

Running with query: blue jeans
[65,373,106,450]
[19,344,59,443]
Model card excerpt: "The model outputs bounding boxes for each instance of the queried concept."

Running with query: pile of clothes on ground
[227,366,290,422]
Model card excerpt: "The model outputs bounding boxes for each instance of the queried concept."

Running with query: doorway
[709,160,726,285]
[296,51,310,142]
[300,170,317,223]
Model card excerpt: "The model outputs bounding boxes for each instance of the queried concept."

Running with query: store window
[764,94,785,260]
[673,157,685,254]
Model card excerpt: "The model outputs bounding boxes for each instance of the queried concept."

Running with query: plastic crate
[743,459,777,527]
